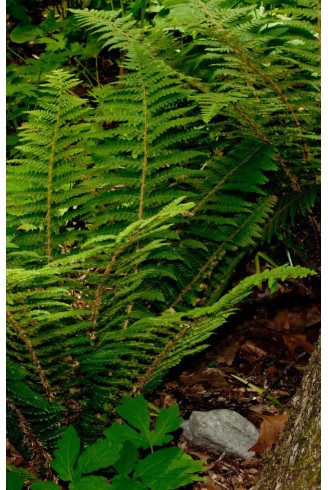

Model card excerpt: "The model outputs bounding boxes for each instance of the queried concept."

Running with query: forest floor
[6,277,320,489]
[149,277,320,490]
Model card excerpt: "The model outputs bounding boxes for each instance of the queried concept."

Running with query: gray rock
[181,409,259,459]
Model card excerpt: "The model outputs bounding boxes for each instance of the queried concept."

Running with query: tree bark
[254,339,320,490]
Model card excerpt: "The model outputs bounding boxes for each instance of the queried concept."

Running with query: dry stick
[7,309,55,403]
[7,398,56,480]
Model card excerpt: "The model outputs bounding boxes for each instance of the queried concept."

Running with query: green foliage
[7,360,63,450]
[7,0,319,469]
[6,471,24,490]
[9,396,204,489]
[7,69,93,258]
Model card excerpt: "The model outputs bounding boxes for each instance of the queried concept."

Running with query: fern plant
[7,0,319,458]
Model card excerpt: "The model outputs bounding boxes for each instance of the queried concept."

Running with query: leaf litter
[150,285,320,489]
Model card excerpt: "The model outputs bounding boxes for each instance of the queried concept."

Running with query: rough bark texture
[254,339,320,490]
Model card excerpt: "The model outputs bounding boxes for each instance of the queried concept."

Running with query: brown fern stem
[193,144,269,215]
[233,105,301,192]
[6,309,55,402]
[132,321,192,393]
[170,243,226,309]
[90,250,121,325]
[123,61,149,327]
[138,72,149,220]
[7,399,53,474]
[90,232,141,326]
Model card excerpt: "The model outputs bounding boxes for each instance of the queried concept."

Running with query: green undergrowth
[7,395,205,490]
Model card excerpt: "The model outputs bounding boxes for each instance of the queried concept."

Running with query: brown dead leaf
[6,455,25,467]
[282,333,314,358]
[179,368,229,388]
[215,336,243,366]
[203,476,223,489]
[240,340,268,361]
[265,365,279,381]
[269,305,320,333]
[250,413,288,454]
[270,309,290,331]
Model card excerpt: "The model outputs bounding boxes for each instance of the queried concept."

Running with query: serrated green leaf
[110,475,147,490]
[6,471,24,490]
[75,438,122,477]
[69,476,110,490]
[134,447,204,490]
[113,441,139,476]
[152,404,183,446]
[104,422,142,448]
[116,396,152,449]
[50,427,80,482]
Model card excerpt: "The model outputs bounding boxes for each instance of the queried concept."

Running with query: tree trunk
[254,339,320,490]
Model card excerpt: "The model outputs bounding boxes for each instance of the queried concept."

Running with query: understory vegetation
[6,0,320,487]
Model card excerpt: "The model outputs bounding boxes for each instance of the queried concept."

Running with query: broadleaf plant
[10,395,205,489]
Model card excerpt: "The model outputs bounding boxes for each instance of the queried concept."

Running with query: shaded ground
[149,279,320,489]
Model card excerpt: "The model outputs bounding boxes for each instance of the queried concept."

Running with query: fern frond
[7,70,94,259]
[262,184,320,242]
[129,264,315,391]
[7,361,63,451]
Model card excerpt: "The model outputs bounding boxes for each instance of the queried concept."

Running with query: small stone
[181,409,259,459]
